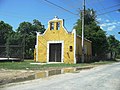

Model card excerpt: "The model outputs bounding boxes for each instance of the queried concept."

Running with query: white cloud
[100,21,118,26]
[106,22,117,26]
[118,22,120,24]
[97,18,102,21]
[100,21,120,31]
[106,19,110,22]
[100,23,107,30]
[100,23,107,27]
[107,25,116,31]
[100,26,103,29]
[111,22,117,25]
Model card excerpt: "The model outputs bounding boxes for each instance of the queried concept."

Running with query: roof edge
[77,35,92,43]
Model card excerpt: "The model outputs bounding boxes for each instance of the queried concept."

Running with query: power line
[97,0,119,21]
[96,0,117,25]
[98,9,119,16]
[98,3,120,11]
[64,0,82,9]
[89,0,105,6]
[58,0,77,9]
[43,0,78,16]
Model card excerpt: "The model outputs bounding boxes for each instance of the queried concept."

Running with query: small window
[69,46,73,52]
[50,22,54,30]
[56,22,60,30]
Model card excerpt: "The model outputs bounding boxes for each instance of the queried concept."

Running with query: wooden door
[49,43,61,62]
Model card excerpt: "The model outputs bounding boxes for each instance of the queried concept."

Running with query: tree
[0,21,17,58]
[17,20,45,59]
[107,35,120,59]
[74,9,108,57]
[33,19,45,34]
[0,21,13,45]
[8,32,23,45]
[17,22,32,34]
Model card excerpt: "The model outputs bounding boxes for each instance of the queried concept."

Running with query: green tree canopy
[0,21,13,45]
[17,22,33,34]
[16,19,45,58]
[107,35,120,58]
[33,19,45,34]
[74,8,108,56]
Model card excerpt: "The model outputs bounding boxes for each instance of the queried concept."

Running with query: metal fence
[0,45,23,61]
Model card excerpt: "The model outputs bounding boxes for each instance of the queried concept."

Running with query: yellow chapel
[34,17,92,64]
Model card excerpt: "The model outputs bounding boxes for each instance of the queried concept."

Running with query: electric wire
[98,3,120,11]
[97,0,120,31]
[43,0,78,16]
[97,0,116,19]
[98,9,119,16]
[58,0,78,9]
[0,0,119,32]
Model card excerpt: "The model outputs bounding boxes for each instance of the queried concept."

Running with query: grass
[0,60,118,70]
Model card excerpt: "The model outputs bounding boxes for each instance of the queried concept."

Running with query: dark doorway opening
[49,43,62,62]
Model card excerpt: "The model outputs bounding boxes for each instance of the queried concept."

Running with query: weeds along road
[1,62,120,90]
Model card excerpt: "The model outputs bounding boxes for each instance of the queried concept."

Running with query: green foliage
[107,35,120,58]
[16,19,45,59]
[33,19,45,33]
[0,21,13,45]
[84,9,97,25]
[17,22,32,34]
[74,9,108,56]
[8,32,23,45]
[0,19,45,59]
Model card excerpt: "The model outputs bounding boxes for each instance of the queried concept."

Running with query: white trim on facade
[47,41,64,63]
[38,17,70,36]
[36,32,39,62]
[60,19,69,34]
[72,29,77,64]
[49,17,68,33]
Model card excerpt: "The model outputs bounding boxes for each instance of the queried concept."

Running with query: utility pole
[81,0,85,63]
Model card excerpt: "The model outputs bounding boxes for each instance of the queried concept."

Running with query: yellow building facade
[34,17,92,64]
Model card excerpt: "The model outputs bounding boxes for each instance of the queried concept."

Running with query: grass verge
[0,60,118,70]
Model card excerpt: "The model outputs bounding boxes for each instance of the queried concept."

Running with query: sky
[0,0,120,40]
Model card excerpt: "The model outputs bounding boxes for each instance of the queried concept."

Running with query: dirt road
[1,62,120,90]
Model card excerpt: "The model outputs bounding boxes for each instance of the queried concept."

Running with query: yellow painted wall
[37,19,75,64]
[76,36,92,62]
[35,17,92,63]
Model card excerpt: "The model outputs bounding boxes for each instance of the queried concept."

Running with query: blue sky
[0,0,120,40]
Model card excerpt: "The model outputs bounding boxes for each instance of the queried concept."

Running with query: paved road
[1,62,120,90]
